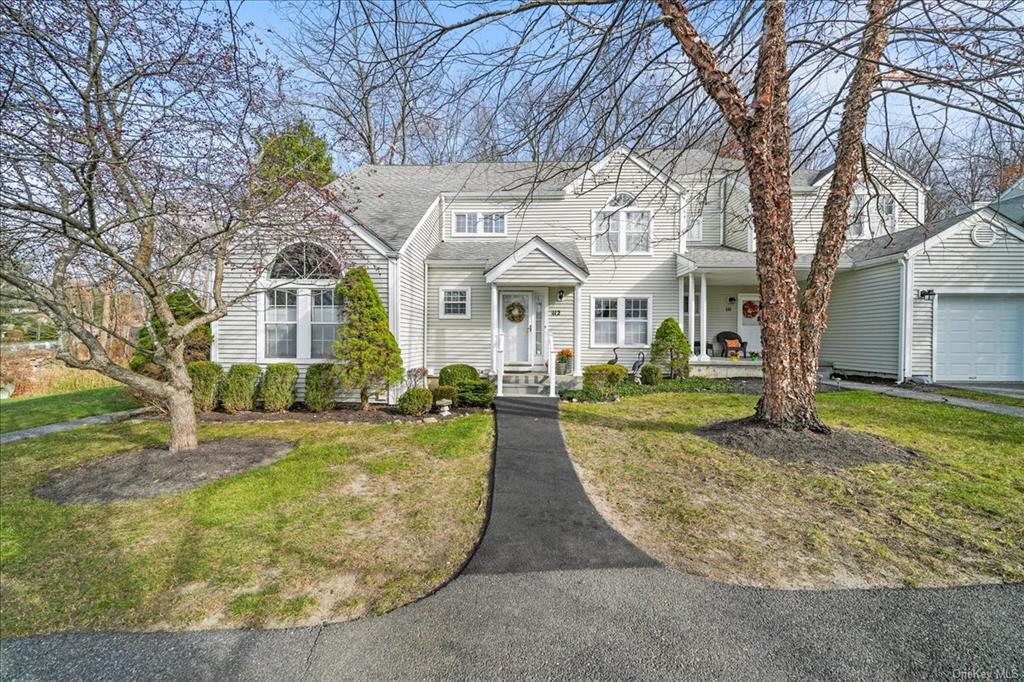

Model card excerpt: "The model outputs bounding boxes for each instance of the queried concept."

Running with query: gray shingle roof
[686,245,827,268]
[330,162,581,250]
[426,238,588,273]
[333,150,829,250]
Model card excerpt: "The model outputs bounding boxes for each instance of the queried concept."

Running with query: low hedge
[582,363,628,389]
[452,378,495,407]
[304,363,340,412]
[186,361,222,412]
[262,363,298,412]
[639,364,662,386]
[431,385,458,406]
[439,364,479,386]
[397,387,434,416]
[562,376,729,402]
[221,364,261,412]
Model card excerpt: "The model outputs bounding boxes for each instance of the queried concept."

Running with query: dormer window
[454,211,506,235]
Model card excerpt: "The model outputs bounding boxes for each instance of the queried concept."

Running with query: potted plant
[556,348,573,375]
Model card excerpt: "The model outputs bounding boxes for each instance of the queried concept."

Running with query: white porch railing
[495,330,505,397]
[547,335,556,397]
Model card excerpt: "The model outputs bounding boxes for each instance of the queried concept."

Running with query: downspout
[896,255,908,384]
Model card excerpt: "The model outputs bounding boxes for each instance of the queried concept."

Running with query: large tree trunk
[166,389,199,453]
[165,355,199,453]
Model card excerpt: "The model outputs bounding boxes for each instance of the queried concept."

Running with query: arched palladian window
[594,192,651,255]
[262,243,343,361]
[269,242,341,280]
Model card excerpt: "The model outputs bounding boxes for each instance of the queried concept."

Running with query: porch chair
[715,331,748,358]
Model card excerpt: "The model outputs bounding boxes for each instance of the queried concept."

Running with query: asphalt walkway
[823,378,1024,418]
[2,397,1021,680]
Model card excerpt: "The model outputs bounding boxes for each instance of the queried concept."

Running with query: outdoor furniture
[715,331,748,358]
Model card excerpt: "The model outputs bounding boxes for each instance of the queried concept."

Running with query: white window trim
[451,210,507,237]
[256,279,341,363]
[589,295,653,348]
[848,192,870,240]
[438,287,472,319]
[590,208,654,256]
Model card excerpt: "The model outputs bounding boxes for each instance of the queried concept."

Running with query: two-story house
[212,148,1024,400]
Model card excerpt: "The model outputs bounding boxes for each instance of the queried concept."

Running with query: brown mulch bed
[694,417,918,468]
[34,439,293,504]
[186,404,487,425]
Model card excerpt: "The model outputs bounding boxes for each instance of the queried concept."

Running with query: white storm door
[501,292,532,364]
[737,293,763,353]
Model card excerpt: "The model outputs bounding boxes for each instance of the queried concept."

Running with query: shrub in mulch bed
[188,404,487,425]
[261,363,298,412]
[221,364,261,413]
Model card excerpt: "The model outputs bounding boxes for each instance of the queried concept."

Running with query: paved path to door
[3,398,1022,681]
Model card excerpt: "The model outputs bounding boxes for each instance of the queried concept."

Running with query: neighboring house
[212,149,1024,401]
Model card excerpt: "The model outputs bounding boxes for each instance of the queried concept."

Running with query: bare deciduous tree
[1,0,354,451]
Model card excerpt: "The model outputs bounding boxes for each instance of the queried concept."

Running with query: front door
[501,291,532,365]
[737,293,762,353]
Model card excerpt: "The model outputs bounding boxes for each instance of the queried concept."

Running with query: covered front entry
[500,289,546,368]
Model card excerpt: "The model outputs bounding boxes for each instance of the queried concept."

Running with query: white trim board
[484,236,588,284]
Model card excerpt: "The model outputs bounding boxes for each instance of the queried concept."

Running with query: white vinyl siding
[426,268,492,371]
[398,198,442,371]
[490,250,580,285]
[819,262,902,376]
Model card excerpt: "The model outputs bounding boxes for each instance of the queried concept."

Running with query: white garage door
[935,294,1024,381]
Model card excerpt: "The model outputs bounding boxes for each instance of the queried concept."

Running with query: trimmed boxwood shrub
[582,363,628,389]
[439,364,479,386]
[639,364,662,386]
[431,385,458,406]
[453,378,496,407]
[221,364,261,413]
[397,387,433,416]
[304,363,340,412]
[186,361,222,412]
[262,363,298,412]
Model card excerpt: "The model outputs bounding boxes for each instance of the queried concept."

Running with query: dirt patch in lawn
[34,439,292,503]
[695,417,918,468]
[189,405,486,425]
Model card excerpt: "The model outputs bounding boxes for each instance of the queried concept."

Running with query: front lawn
[0,415,492,636]
[0,387,139,434]
[561,391,1023,588]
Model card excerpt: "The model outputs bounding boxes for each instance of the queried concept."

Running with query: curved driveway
[3,398,1022,680]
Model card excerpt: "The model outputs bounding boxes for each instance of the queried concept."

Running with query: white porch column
[687,274,697,359]
[491,284,499,373]
[573,285,582,375]
[699,274,710,360]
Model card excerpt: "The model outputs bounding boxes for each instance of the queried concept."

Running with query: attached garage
[934,294,1024,381]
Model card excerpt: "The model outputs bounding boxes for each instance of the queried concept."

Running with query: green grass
[0,415,493,636]
[562,391,1023,589]
[0,387,140,433]
[931,387,1024,409]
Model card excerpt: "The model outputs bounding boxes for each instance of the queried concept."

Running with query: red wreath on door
[742,300,760,319]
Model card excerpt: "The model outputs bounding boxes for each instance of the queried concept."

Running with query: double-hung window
[847,194,868,239]
[592,296,651,347]
[310,289,340,358]
[594,199,652,255]
[454,211,505,235]
[262,243,344,361]
[440,288,471,319]
[265,290,298,358]
[877,195,897,230]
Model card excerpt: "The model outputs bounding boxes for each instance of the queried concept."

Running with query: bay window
[592,296,651,347]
